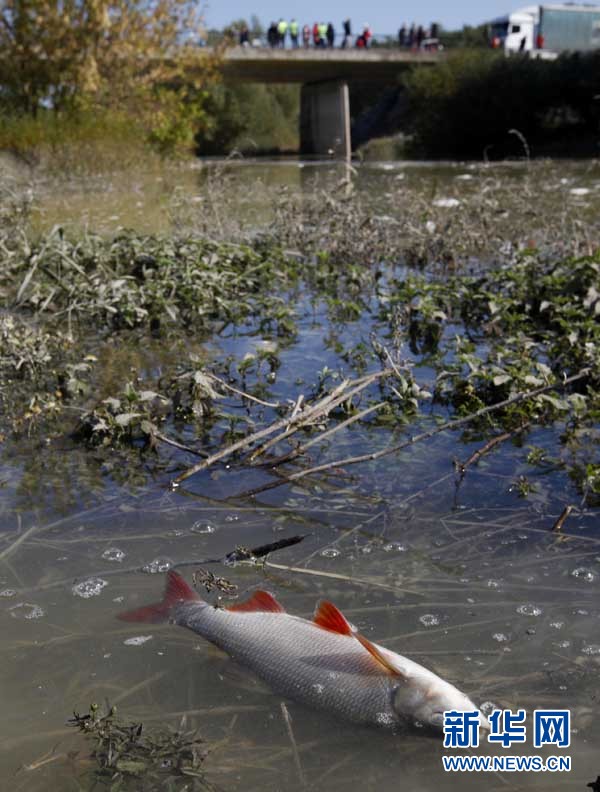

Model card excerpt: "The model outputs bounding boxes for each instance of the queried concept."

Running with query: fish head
[392,674,490,732]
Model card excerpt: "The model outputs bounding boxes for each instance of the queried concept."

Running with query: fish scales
[177,603,401,728]
[118,571,488,734]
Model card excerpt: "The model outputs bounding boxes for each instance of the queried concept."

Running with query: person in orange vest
[313,22,320,47]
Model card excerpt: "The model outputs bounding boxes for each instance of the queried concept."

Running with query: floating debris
[72,578,108,598]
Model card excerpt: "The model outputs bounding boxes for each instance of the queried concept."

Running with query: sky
[203,1,516,34]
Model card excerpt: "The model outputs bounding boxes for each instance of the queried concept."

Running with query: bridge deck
[219,47,443,83]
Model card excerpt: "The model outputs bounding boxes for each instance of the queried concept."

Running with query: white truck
[490,4,600,56]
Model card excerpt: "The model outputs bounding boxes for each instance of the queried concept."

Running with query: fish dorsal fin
[314,601,408,679]
[313,600,355,635]
[354,635,409,679]
[227,590,285,613]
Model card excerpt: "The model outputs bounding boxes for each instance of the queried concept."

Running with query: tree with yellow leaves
[0,0,219,152]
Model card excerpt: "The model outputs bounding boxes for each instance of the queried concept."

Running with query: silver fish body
[177,602,403,729]
[119,572,487,733]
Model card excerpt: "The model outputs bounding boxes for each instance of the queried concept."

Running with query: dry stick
[204,371,280,408]
[153,430,208,458]
[552,504,574,533]
[172,370,389,485]
[264,401,386,468]
[280,702,307,789]
[171,382,346,485]
[247,371,388,463]
[239,368,591,497]
[455,421,531,477]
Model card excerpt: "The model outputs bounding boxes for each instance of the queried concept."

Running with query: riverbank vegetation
[2,164,600,508]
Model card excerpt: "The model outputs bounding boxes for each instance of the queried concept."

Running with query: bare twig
[455,422,530,478]
[204,371,280,408]
[153,430,208,458]
[265,402,386,468]
[280,703,307,789]
[172,370,390,484]
[552,504,573,533]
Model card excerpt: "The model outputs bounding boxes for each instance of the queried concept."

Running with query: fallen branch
[552,504,573,533]
[235,368,591,498]
[172,370,390,485]
[455,421,531,478]
[153,430,208,458]
[204,371,280,409]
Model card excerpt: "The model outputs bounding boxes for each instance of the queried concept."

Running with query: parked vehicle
[490,4,600,56]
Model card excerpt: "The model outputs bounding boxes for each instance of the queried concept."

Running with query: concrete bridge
[217,48,443,158]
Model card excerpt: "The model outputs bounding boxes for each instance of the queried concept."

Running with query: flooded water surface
[1,157,599,791]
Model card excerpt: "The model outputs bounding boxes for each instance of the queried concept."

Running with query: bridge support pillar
[300,80,351,159]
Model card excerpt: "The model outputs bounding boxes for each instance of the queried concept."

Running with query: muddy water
[1,159,600,791]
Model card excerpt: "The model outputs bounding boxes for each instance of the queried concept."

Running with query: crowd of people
[238,19,372,49]
[237,19,441,50]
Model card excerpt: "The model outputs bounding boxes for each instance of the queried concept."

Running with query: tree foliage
[0,0,219,151]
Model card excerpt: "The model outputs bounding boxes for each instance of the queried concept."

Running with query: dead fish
[118,571,488,733]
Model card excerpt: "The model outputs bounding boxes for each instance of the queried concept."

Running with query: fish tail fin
[117,570,202,623]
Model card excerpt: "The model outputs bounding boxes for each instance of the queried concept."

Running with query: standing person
[398,23,407,47]
[341,18,351,48]
[289,19,299,48]
[312,21,320,47]
[416,24,425,48]
[267,22,277,47]
[363,23,372,48]
[302,24,311,47]
[239,24,249,46]
[408,23,415,48]
[326,22,335,48]
[277,18,288,47]
[318,21,328,47]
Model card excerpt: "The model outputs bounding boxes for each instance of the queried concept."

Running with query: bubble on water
[123,635,153,646]
[142,558,172,574]
[375,712,395,727]
[0,588,16,598]
[383,542,406,553]
[516,604,543,616]
[550,621,564,629]
[555,640,571,649]
[571,567,596,583]
[102,547,125,563]
[9,602,45,619]
[312,683,324,695]
[486,579,501,589]
[419,614,440,627]
[72,578,108,598]
[224,515,239,523]
[191,521,215,535]
[570,187,590,196]
[320,548,340,559]
[361,545,373,555]
[582,644,600,655]
[492,633,508,642]
[480,701,497,716]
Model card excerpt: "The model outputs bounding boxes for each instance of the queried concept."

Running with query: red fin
[354,634,407,678]
[313,600,354,635]
[117,571,201,623]
[227,590,285,613]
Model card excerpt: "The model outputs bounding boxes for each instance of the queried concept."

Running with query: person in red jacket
[313,22,320,47]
